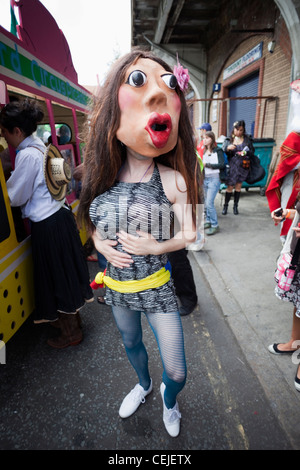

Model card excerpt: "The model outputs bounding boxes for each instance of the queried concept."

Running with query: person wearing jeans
[202,131,225,235]
[204,175,221,234]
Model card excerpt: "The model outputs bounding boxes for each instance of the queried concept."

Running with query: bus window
[57,125,71,145]
[37,123,72,145]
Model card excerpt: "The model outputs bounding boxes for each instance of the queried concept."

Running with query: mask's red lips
[145,113,172,149]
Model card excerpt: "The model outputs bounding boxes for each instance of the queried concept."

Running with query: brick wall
[206,14,292,159]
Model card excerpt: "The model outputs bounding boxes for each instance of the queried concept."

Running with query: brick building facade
[132,0,300,167]
[194,2,294,159]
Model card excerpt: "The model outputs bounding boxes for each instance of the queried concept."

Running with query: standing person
[196,122,212,158]
[266,80,300,243]
[78,50,201,437]
[0,99,94,348]
[269,204,300,391]
[222,120,255,215]
[202,131,225,235]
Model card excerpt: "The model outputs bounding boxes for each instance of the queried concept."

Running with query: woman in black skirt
[0,99,93,348]
[222,120,255,214]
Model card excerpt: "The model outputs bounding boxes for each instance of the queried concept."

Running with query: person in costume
[266,80,300,242]
[268,202,300,392]
[0,99,93,348]
[267,79,300,392]
[78,50,201,437]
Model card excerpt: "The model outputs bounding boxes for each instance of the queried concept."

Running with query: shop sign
[0,32,90,107]
[223,42,263,81]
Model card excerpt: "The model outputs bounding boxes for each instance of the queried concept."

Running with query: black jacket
[222,134,255,159]
[204,146,225,170]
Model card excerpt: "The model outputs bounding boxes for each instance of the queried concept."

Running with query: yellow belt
[91,263,171,293]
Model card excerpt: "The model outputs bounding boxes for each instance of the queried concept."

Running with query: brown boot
[47,313,83,349]
[76,312,82,329]
[49,318,61,329]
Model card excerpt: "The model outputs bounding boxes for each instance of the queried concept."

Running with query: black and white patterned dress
[89,163,178,313]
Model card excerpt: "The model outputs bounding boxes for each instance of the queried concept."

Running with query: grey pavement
[190,187,300,449]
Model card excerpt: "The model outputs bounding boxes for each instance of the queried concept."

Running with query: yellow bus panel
[0,238,34,343]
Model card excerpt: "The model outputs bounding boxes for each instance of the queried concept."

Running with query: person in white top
[0,98,93,348]
[202,131,225,235]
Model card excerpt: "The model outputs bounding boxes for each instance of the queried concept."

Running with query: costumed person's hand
[292,225,300,238]
[117,230,159,256]
[227,144,236,150]
[271,208,295,226]
[271,209,285,225]
[92,230,133,268]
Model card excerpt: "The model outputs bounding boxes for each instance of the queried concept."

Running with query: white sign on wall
[223,42,263,81]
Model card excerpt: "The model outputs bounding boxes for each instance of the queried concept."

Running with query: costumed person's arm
[91,230,133,269]
[266,131,300,236]
[271,207,297,225]
[292,224,300,239]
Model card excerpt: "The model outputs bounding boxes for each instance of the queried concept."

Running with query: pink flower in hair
[173,55,190,91]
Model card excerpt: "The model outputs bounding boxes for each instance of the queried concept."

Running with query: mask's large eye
[126,70,147,87]
[161,74,177,89]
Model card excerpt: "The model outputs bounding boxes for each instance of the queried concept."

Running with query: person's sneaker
[160,383,181,437]
[187,238,205,251]
[206,226,219,236]
[119,380,152,418]
[204,222,211,229]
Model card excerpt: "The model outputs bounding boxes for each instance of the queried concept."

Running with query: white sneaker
[119,380,152,418]
[160,383,181,437]
[187,239,205,251]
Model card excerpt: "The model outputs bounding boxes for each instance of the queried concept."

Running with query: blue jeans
[204,176,220,228]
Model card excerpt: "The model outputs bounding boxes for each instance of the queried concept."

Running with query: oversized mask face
[116,58,181,157]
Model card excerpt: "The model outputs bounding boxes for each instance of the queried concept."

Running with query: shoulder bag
[275,238,300,291]
[245,154,266,185]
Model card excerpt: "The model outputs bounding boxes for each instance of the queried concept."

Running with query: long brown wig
[78,49,202,231]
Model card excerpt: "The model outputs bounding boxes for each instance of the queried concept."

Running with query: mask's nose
[144,80,168,109]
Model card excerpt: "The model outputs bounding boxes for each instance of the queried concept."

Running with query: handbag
[245,154,265,184]
[275,239,300,291]
[220,163,230,183]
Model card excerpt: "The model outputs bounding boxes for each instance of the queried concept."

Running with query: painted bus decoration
[0,0,93,343]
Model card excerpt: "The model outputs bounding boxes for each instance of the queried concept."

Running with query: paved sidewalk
[190,188,300,449]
